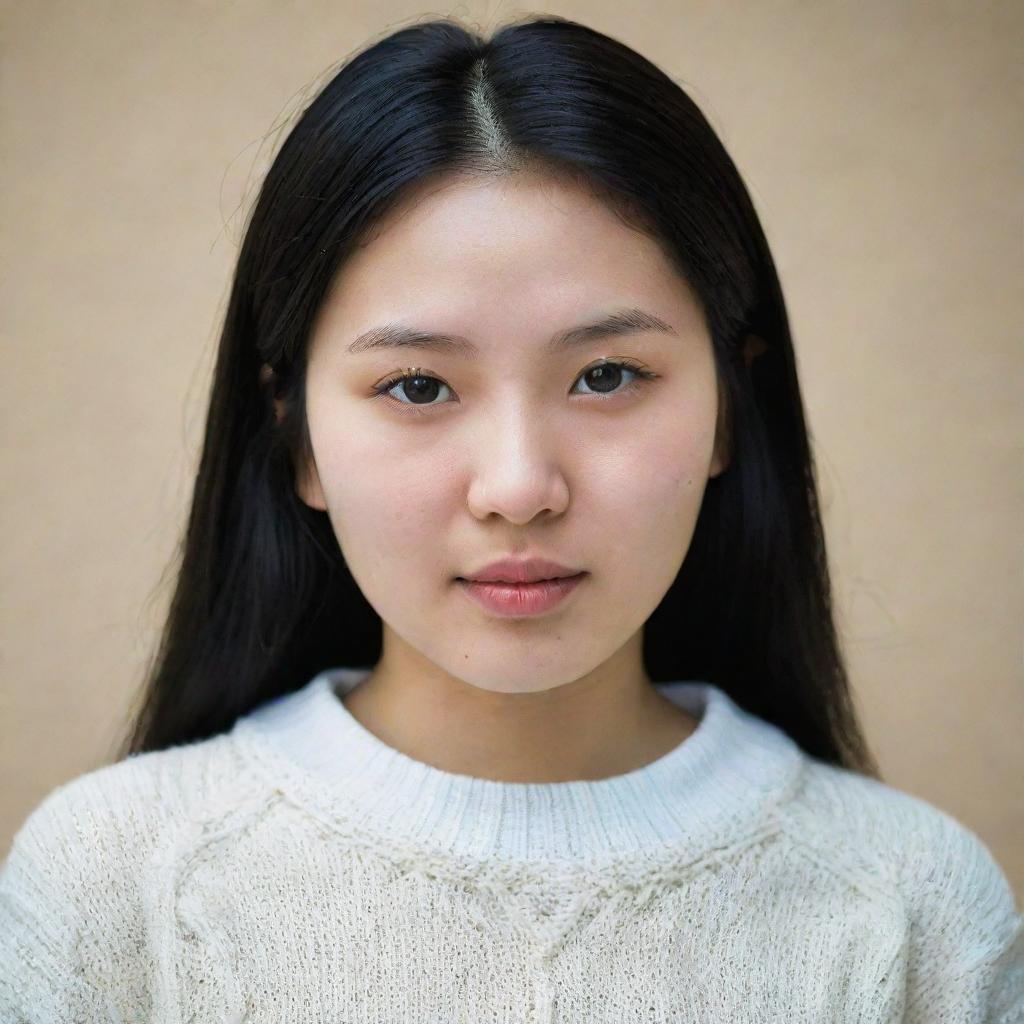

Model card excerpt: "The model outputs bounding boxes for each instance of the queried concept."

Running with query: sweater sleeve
[900,810,1023,1024]
[0,786,92,1021]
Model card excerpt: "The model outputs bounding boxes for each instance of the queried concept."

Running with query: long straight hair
[116,14,881,779]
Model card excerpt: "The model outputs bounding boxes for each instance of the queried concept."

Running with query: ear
[708,344,737,478]
[259,362,328,511]
[708,375,731,479]
[294,454,328,512]
[258,363,286,425]
[742,333,768,369]
[708,334,768,478]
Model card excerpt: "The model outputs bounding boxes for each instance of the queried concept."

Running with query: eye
[573,360,657,398]
[371,368,455,411]
[369,358,660,416]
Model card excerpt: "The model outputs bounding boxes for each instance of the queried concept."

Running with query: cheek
[308,372,716,586]
[594,414,715,594]
[654,425,715,506]
[605,404,716,518]
[312,428,450,575]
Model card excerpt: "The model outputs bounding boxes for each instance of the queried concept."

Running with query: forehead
[311,171,708,356]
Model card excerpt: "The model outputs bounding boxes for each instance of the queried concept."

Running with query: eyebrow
[345,307,678,356]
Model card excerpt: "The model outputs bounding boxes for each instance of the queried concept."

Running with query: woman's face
[297,170,728,696]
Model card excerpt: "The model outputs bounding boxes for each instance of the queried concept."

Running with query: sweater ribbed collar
[231,666,805,865]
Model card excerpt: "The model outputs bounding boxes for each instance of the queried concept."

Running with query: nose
[464,406,571,524]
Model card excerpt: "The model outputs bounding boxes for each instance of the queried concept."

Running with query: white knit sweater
[1,666,1021,1022]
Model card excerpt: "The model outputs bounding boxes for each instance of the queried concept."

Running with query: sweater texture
[1,665,1021,1022]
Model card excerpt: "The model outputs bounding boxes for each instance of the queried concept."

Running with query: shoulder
[4,730,260,873]
[0,732,267,1016]
[779,758,1017,908]
[777,758,1022,1015]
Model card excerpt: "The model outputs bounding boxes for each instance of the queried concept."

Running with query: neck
[234,666,806,863]
[341,640,699,784]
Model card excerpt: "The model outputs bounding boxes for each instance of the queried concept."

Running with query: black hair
[116,14,881,779]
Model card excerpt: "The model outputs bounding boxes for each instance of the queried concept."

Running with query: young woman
[2,14,1020,1022]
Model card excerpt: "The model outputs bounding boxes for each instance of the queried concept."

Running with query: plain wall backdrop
[2,0,1021,902]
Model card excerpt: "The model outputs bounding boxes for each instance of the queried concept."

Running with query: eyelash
[369,358,660,417]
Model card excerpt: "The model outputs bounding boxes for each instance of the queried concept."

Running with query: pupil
[401,365,624,404]
[587,364,621,393]
[404,376,439,403]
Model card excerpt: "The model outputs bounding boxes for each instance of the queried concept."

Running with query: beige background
[2,1,1021,902]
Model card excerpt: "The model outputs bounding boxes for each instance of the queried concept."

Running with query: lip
[456,573,587,617]
[458,556,584,584]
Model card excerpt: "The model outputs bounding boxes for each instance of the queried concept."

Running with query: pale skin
[266,168,763,783]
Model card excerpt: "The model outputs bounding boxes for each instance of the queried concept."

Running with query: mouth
[454,572,588,616]
[455,572,586,584]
